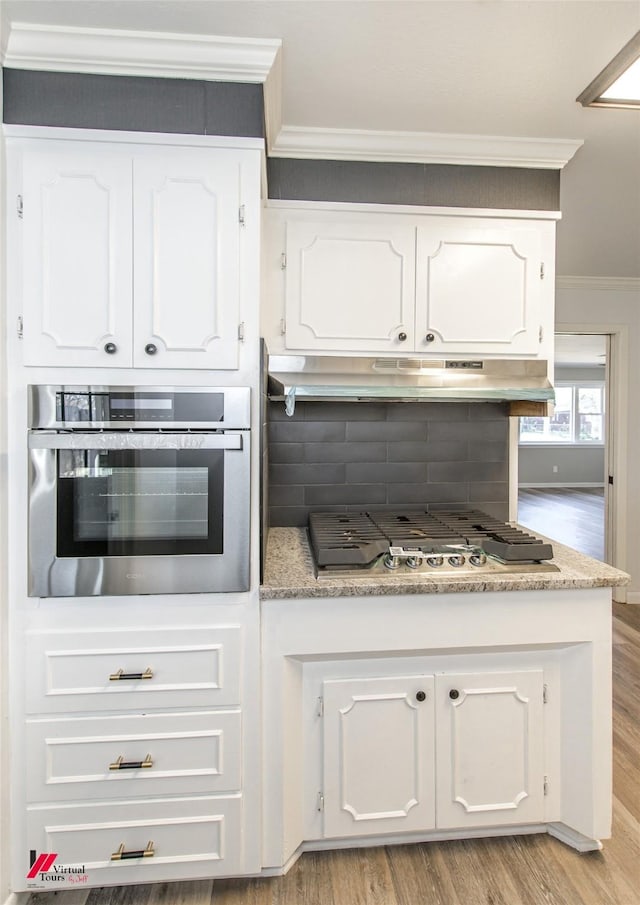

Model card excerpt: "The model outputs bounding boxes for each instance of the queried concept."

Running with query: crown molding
[269,125,584,169]
[556,275,640,292]
[4,22,283,149]
[3,22,282,81]
[2,23,585,169]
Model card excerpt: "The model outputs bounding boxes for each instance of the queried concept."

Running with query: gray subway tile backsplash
[268,400,510,525]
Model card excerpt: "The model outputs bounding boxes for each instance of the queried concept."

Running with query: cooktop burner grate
[308,509,554,569]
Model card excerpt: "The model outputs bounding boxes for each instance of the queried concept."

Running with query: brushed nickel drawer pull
[111,841,155,861]
[109,754,153,771]
[109,667,153,682]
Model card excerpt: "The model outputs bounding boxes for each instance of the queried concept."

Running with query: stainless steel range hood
[268,355,554,414]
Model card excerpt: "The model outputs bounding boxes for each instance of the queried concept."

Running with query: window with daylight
[519,383,605,445]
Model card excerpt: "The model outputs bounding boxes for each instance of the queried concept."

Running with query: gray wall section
[518,445,605,486]
[2,68,265,137]
[3,68,559,211]
[267,158,560,210]
[268,400,510,526]
[518,365,606,486]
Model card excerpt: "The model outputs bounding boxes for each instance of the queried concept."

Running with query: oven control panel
[56,391,224,424]
[29,385,251,430]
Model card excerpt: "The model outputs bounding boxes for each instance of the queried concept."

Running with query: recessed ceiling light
[577,30,640,108]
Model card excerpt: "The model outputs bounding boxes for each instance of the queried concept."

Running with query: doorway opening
[516,333,608,561]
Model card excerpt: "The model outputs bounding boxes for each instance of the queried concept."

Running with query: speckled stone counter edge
[260,527,630,600]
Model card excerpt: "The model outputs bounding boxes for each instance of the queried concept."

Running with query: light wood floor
[518,487,605,561]
[27,602,640,905]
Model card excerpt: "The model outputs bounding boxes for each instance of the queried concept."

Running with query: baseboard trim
[547,823,603,852]
[624,591,640,605]
[518,483,605,489]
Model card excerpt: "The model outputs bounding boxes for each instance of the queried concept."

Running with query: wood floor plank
[517,487,605,560]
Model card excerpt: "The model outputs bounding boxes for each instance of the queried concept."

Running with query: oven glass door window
[56,449,224,557]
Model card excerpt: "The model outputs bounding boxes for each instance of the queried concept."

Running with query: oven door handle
[28,432,244,451]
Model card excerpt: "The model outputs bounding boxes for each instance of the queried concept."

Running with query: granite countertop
[260,527,630,599]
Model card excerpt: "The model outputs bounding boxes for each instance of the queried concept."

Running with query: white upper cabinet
[271,207,556,360]
[17,139,252,370]
[415,219,544,356]
[21,145,133,368]
[132,149,242,369]
[284,219,416,353]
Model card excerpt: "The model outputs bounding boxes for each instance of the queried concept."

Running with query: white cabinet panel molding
[322,675,435,838]
[435,671,545,829]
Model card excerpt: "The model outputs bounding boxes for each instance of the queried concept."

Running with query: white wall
[555,282,640,599]
[0,9,9,902]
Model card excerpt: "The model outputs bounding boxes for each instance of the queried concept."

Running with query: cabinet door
[322,675,435,838]
[435,670,545,829]
[415,219,543,356]
[285,220,416,353]
[133,149,241,369]
[21,144,133,367]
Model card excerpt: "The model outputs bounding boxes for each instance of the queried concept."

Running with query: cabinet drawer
[26,711,241,802]
[26,626,241,714]
[23,795,243,889]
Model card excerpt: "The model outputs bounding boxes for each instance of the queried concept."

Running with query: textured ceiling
[2,0,640,277]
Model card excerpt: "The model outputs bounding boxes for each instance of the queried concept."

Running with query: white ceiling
[2,0,640,278]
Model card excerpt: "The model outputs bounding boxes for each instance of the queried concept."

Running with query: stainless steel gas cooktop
[309,510,559,579]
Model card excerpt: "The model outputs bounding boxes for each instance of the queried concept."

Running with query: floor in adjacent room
[517,486,605,561]
[24,602,640,905]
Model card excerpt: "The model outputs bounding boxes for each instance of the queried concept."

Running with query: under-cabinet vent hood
[267,355,554,413]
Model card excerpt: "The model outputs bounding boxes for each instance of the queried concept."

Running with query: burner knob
[469,553,487,567]
[406,556,422,569]
[448,554,465,568]
[383,554,401,571]
[426,556,444,568]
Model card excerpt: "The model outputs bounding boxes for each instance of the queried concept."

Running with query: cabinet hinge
[544,775,549,796]
[17,195,23,219]
[280,318,286,336]
[17,316,23,340]
[540,262,545,280]
[280,253,287,270]
[238,322,245,342]
[317,696,324,718]
[539,325,544,343]
[543,684,548,704]
[317,792,325,812]
[238,204,245,226]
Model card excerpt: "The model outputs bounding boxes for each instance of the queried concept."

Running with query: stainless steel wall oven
[28,385,251,597]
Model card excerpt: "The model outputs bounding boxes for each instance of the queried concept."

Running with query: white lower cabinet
[322,676,435,837]
[434,670,545,829]
[26,710,242,802]
[26,795,244,884]
[320,668,545,840]
[20,618,255,889]
[26,625,242,714]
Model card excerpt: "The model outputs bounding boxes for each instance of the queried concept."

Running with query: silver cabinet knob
[425,333,435,343]
[398,332,408,342]
[145,343,157,355]
[104,342,117,354]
